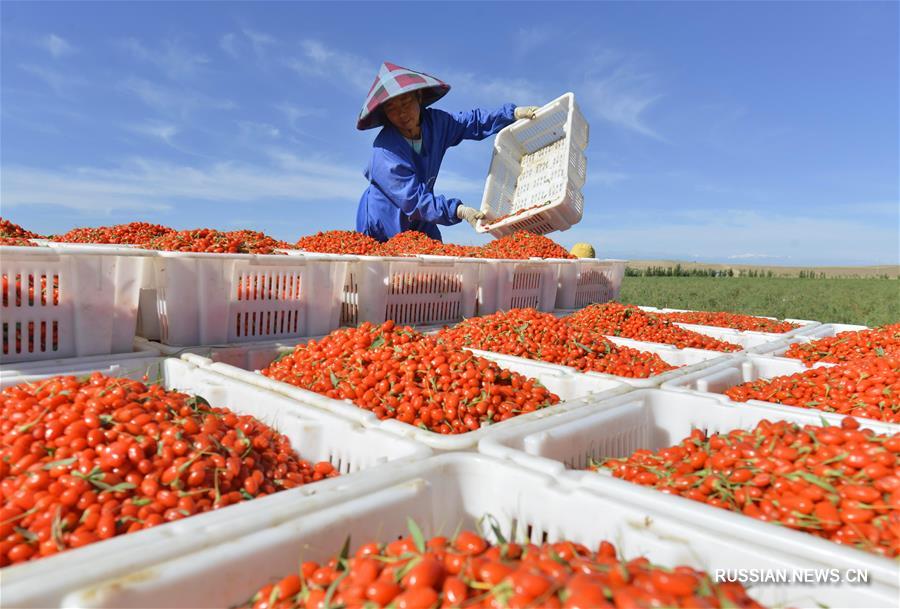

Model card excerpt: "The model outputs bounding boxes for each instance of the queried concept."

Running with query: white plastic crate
[753,322,872,360]
[133,335,306,371]
[192,343,632,451]
[477,258,560,314]
[636,305,821,339]
[660,353,900,429]
[287,252,484,328]
[60,453,896,609]
[468,334,733,389]
[477,92,588,237]
[1,245,150,363]
[0,342,160,381]
[636,322,787,352]
[555,258,626,309]
[1,355,431,608]
[136,251,346,346]
[478,390,898,608]
[555,307,785,352]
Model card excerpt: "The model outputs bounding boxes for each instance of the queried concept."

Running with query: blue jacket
[356,103,516,242]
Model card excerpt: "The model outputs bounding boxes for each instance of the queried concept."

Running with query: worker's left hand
[456,204,485,228]
[514,106,540,120]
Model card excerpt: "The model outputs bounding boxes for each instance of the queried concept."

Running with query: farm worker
[355,61,539,242]
[570,243,596,258]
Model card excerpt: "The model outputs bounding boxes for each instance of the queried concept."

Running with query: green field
[618,277,900,327]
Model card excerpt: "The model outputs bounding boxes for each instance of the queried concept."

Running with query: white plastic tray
[636,305,821,339]
[191,342,632,451]
[59,452,896,609]
[555,259,626,309]
[477,390,898,608]
[1,356,431,608]
[1,245,150,363]
[467,334,733,389]
[478,92,588,237]
[136,250,347,346]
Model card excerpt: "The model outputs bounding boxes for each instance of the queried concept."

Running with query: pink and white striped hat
[357,62,450,131]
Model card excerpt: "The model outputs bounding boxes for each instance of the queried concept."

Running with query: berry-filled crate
[637,305,821,339]
[659,353,900,429]
[469,333,734,389]
[284,251,484,327]
[477,92,588,237]
[187,339,632,452]
[136,250,347,346]
[477,258,560,314]
[54,452,890,609]
[0,243,150,363]
[555,258,627,309]
[478,389,898,608]
[752,322,870,360]
[1,354,430,608]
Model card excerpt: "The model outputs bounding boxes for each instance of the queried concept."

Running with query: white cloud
[125,121,179,146]
[275,102,325,129]
[220,33,238,58]
[433,170,484,198]
[118,77,236,116]
[560,207,899,265]
[18,64,85,95]
[580,51,664,140]
[238,121,281,139]
[284,40,373,92]
[513,26,556,58]
[587,170,630,186]
[1,155,366,213]
[40,34,76,58]
[120,38,209,79]
[242,28,277,59]
[727,253,784,260]
[439,69,547,108]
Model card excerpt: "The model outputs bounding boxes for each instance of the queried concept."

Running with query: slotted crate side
[478,259,559,314]
[350,256,481,327]
[555,259,626,309]
[1,356,432,609]
[1,246,147,363]
[478,93,588,237]
[59,454,897,609]
[140,253,345,346]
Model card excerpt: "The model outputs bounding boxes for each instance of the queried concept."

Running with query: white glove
[514,106,540,120]
[456,204,485,228]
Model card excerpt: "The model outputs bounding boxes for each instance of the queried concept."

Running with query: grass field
[619,277,900,326]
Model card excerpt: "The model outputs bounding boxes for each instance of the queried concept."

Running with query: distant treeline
[625,265,895,279]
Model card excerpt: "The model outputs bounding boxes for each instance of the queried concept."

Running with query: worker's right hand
[514,106,540,120]
[456,204,485,228]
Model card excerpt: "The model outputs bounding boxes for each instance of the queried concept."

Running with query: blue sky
[2,1,897,265]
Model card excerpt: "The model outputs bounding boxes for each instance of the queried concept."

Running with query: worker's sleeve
[442,103,517,148]
[370,147,462,226]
